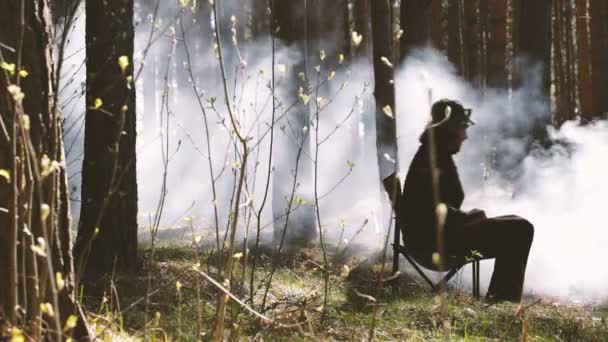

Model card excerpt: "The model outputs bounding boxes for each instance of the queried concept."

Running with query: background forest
[1,0,608,341]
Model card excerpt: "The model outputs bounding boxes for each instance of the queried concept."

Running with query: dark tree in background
[447,0,465,74]
[486,0,507,89]
[400,0,432,62]
[590,0,608,119]
[352,0,373,59]
[0,0,79,338]
[75,0,138,278]
[308,0,349,67]
[271,0,316,245]
[371,0,397,188]
[515,0,551,119]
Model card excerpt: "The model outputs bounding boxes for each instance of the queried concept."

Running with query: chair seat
[394,244,472,272]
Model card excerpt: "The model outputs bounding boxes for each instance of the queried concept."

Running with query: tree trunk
[590,0,608,118]
[431,0,447,53]
[371,0,397,184]
[352,0,373,59]
[486,0,508,89]
[400,0,432,62]
[463,0,482,86]
[75,0,138,278]
[447,0,465,74]
[308,0,349,68]
[515,0,552,125]
[575,0,593,121]
[249,0,269,39]
[0,0,80,339]
[271,0,316,246]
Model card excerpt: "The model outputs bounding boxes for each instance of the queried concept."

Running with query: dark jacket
[400,142,467,252]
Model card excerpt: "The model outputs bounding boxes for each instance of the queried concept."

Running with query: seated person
[399,99,534,302]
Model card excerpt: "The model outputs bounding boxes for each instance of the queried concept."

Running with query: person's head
[421,99,474,154]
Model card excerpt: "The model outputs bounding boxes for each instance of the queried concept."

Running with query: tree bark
[371,0,396,184]
[447,0,465,74]
[352,0,372,59]
[486,0,508,89]
[463,0,482,86]
[515,0,552,125]
[0,0,80,338]
[400,0,432,62]
[576,0,593,121]
[590,0,608,118]
[75,0,138,278]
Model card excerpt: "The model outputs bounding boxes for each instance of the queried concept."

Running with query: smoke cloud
[396,48,608,304]
[58,5,607,303]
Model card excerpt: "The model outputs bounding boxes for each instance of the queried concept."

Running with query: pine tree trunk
[487,0,508,89]
[75,0,138,278]
[371,0,397,184]
[0,0,80,339]
[431,0,447,53]
[352,0,372,59]
[400,0,432,61]
[447,0,465,74]
[463,0,482,86]
[576,0,593,121]
[590,0,608,118]
[516,0,552,124]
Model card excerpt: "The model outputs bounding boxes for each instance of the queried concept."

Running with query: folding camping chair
[391,220,482,300]
[382,174,482,299]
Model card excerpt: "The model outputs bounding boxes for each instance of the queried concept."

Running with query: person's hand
[464,209,487,226]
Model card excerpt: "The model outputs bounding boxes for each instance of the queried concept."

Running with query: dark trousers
[445,215,534,301]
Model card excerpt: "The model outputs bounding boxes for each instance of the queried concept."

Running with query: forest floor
[79,234,608,341]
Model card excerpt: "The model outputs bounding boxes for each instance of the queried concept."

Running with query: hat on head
[425,99,475,131]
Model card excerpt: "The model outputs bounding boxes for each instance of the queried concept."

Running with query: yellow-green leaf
[351,31,363,47]
[21,114,30,130]
[40,203,50,221]
[118,55,130,72]
[0,169,10,183]
[94,98,103,109]
[382,105,394,119]
[19,69,28,78]
[65,315,78,330]
[1,62,16,75]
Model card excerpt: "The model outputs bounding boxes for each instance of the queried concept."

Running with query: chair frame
[382,173,481,299]
[392,220,481,299]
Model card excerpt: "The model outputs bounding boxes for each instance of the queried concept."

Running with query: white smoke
[396,48,608,304]
[57,3,608,303]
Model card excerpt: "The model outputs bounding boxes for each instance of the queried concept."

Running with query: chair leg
[392,245,400,293]
[402,253,436,292]
[472,260,480,300]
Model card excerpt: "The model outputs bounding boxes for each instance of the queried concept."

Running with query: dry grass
[73,244,608,341]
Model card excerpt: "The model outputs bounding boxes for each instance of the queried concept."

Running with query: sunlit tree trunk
[0,0,80,339]
[75,0,138,278]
